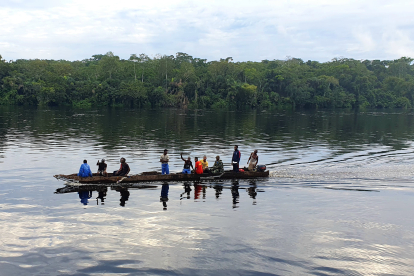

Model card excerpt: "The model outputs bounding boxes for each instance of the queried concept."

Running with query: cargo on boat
[54,170,270,184]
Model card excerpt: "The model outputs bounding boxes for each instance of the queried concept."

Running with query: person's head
[164,149,168,154]
[216,155,220,161]
[83,160,87,164]
[234,145,238,151]
[187,156,191,161]
[203,155,207,161]
[101,158,105,163]
[120,157,126,163]
[254,150,258,154]
[195,157,198,162]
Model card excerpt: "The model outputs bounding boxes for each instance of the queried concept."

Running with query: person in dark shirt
[232,145,241,172]
[97,159,107,176]
[113,157,130,176]
[181,153,194,174]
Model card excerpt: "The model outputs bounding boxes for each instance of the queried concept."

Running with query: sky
[1,0,414,62]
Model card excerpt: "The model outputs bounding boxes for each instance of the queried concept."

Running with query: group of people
[160,146,259,175]
[77,146,259,178]
[77,158,130,178]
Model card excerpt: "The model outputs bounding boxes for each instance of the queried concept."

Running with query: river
[0,106,413,275]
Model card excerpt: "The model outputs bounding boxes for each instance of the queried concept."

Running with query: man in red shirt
[194,157,204,174]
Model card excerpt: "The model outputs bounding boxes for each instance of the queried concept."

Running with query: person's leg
[166,164,169,175]
[162,164,166,175]
[113,170,118,176]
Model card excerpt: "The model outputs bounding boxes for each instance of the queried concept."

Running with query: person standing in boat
[180,153,194,174]
[160,149,170,175]
[113,157,130,176]
[78,160,93,177]
[194,157,204,174]
[97,159,107,176]
[247,150,259,171]
[232,145,241,172]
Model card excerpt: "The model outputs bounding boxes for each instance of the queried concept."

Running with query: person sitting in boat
[247,150,259,171]
[97,159,107,176]
[200,155,209,173]
[194,157,204,174]
[232,145,241,172]
[210,156,224,174]
[160,149,170,175]
[113,157,130,176]
[181,153,194,174]
[78,160,93,178]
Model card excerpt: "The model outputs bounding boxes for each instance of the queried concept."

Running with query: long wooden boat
[54,170,269,184]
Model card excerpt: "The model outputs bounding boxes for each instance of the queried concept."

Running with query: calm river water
[0,106,414,275]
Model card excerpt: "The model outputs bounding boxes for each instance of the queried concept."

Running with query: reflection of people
[119,189,130,207]
[181,153,194,174]
[232,146,241,172]
[194,182,202,200]
[231,180,239,208]
[78,190,92,205]
[113,158,130,176]
[247,150,259,171]
[211,156,224,174]
[247,180,257,205]
[78,160,93,177]
[97,159,107,176]
[213,185,223,199]
[96,187,107,205]
[160,183,169,210]
[194,157,203,174]
[180,182,192,199]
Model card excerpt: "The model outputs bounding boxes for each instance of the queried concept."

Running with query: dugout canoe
[54,170,269,184]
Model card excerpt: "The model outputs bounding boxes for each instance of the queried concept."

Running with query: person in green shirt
[210,155,224,174]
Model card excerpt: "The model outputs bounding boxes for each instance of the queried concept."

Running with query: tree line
[1,52,414,109]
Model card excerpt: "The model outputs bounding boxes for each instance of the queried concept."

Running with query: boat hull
[54,171,269,184]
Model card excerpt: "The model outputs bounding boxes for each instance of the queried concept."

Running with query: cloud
[1,0,414,61]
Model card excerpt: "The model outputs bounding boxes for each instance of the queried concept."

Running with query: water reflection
[96,187,107,205]
[247,180,257,205]
[160,183,169,210]
[78,190,92,206]
[180,182,192,200]
[231,180,240,209]
[117,188,130,207]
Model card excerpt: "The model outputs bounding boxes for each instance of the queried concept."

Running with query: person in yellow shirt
[200,155,209,173]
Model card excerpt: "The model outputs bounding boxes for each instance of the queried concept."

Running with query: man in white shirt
[160,149,170,175]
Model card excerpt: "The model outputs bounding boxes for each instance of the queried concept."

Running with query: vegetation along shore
[1,53,413,109]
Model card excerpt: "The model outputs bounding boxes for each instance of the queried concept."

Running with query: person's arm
[117,164,122,173]
[256,156,259,164]
[191,162,194,170]
[181,153,185,162]
[127,165,130,175]
[247,153,252,164]
[97,160,100,166]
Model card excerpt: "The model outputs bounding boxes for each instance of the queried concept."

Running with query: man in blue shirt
[78,160,93,177]
[232,145,241,172]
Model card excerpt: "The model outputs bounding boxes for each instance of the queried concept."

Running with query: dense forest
[0,52,414,109]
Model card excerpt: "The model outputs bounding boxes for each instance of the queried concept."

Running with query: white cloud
[0,0,414,61]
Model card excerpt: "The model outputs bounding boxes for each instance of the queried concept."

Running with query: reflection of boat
[54,170,269,184]
[54,184,157,194]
